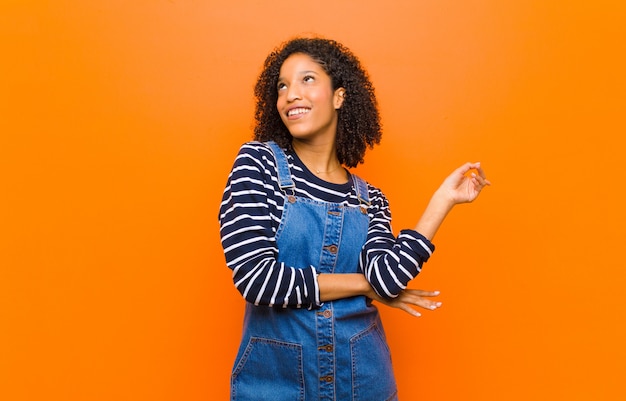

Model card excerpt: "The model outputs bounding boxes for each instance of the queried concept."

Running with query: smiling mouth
[287,107,310,117]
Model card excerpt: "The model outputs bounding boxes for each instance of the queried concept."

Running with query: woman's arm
[361,162,490,300]
[219,143,321,309]
[317,273,442,317]
[317,273,370,302]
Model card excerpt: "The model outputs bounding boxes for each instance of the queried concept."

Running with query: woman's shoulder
[357,177,389,210]
[233,141,278,166]
[237,140,273,155]
[351,174,383,198]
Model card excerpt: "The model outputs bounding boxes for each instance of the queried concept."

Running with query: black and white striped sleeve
[359,186,436,299]
[218,143,321,309]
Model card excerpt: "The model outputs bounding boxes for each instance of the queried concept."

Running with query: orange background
[2,1,625,400]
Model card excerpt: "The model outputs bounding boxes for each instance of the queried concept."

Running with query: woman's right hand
[437,162,491,205]
[368,289,442,317]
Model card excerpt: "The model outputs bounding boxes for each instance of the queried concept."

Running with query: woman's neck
[292,139,348,183]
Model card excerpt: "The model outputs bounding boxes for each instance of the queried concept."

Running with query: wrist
[432,187,456,211]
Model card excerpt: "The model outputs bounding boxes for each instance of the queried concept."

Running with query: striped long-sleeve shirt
[218,142,435,309]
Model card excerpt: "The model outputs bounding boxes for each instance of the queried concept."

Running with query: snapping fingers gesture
[439,162,491,204]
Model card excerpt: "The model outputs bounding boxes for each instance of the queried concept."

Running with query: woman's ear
[334,88,346,109]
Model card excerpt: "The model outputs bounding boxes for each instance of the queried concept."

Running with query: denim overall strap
[351,174,370,206]
[266,141,294,190]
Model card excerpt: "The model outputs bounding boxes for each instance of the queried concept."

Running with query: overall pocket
[350,323,398,401]
[231,337,304,401]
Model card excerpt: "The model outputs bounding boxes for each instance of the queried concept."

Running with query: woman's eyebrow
[278,70,319,81]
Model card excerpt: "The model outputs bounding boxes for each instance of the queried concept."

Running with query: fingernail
[433,290,440,295]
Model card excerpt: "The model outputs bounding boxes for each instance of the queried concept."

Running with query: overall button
[318,344,333,352]
[316,309,332,318]
[320,375,334,383]
[287,195,296,203]
[323,245,338,254]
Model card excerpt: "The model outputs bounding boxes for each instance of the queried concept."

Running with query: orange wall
[2,1,625,400]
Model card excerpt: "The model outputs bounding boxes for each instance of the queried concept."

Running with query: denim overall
[230,142,398,401]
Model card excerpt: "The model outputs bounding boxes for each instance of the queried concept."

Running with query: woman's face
[276,53,345,143]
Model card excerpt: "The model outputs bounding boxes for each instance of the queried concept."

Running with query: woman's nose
[286,85,301,102]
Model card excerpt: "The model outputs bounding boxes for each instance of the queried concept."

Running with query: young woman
[219,37,490,401]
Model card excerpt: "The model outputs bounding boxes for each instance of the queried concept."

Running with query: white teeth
[288,108,309,117]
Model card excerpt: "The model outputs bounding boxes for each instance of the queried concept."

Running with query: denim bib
[230,142,398,401]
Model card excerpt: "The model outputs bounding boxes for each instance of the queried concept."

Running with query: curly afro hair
[253,37,382,168]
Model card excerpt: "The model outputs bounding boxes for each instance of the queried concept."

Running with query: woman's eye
[303,75,315,83]
[277,82,287,91]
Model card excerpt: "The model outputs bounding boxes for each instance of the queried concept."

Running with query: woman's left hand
[371,289,442,317]
[439,162,491,204]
